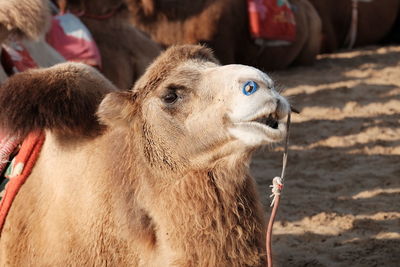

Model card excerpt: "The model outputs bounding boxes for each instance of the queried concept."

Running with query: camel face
[138,64,289,166]
[100,46,289,169]
[204,64,289,147]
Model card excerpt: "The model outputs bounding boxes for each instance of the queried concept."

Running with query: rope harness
[266,112,291,267]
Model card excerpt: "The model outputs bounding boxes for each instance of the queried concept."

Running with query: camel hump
[0,62,118,137]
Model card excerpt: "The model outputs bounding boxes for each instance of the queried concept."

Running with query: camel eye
[242,81,258,96]
[163,92,178,104]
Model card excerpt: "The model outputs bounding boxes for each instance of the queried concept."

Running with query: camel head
[98,45,289,171]
[0,0,51,42]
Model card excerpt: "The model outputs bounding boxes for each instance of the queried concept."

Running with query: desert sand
[253,45,400,266]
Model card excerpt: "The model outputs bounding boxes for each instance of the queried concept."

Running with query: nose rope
[266,112,291,267]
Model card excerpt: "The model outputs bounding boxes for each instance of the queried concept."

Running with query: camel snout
[274,95,290,121]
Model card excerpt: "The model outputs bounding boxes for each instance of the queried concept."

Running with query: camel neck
[100,130,266,266]
[137,166,266,266]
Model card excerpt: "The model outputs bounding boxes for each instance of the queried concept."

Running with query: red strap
[0,131,45,233]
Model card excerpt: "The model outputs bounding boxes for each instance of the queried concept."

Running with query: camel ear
[97,91,139,127]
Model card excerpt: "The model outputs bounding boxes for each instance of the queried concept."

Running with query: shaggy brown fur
[57,0,161,89]
[0,45,271,266]
[0,63,117,138]
[0,0,50,41]
[126,0,321,69]
[133,45,219,94]
[309,0,400,53]
[98,45,219,126]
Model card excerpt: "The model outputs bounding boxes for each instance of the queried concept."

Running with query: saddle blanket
[0,131,45,232]
[247,0,296,43]
[46,13,102,68]
[1,40,38,75]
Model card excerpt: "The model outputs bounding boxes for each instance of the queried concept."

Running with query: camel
[0,0,65,74]
[1,0,160,90]
[308,0,400,53]
[126,0,322,70]
[54,0,161,89]
[0,45,290,266]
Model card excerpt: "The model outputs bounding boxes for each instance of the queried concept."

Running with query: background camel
[54,0,161,89]
[126,0,322,70]
[0,45,290,266]
[0,0,65,72]
[308,0,400,53]
[1,0,160,90]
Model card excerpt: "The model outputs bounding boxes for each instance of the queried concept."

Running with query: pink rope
[266,113,291,267]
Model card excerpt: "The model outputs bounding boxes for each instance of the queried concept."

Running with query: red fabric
[0,131,45,232]
[1,41,38,74]
[46,13,102,68]
[247,0,296,42]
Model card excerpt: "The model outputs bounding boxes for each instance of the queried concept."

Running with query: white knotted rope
[269,113,290,207]
[266,112,291,267]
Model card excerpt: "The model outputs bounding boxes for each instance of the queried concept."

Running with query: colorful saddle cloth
[0,131,45,232]
[1,40,38,75]
[247,0,296,43]
[0,133,20,179]
[46,13,102,68]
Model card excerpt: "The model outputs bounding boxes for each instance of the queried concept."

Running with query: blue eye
[242,81,258,96]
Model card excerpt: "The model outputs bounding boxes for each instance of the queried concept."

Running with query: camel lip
[229,105,289,143]
[252,113,279,129]
[243,109,284,130]
[233,114,287,142]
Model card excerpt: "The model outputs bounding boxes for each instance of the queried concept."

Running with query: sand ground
[252,45,400,266]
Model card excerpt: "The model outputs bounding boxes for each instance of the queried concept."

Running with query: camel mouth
[251,112,287,142]
[249,111,287,140]
[253,113,279,129]
[230,109,287,145]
